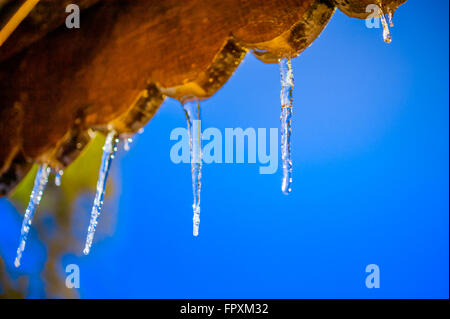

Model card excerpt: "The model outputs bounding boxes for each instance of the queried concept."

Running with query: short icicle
[279,58,294,195]
[14,164,51,267]
[83,131,119,255]
[182,99,202,236]
[54,170,63,187]
[379,8,392,43]
[388,10,394,27]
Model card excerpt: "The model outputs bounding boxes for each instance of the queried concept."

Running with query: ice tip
[282,176,293,195]
[193,227,199,237]
[193,215,200,237]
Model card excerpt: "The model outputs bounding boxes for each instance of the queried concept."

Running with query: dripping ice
[14,164,51,267]
[183,99,202,236]
[83,131,119,255]
[279,58,294,195]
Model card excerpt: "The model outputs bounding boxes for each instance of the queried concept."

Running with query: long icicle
[183,99,202,236]
[83,131,119,255]
[279,58,294,195]
[14,163,51,267]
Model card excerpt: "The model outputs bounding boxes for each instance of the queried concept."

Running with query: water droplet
[83,131,119,255]
[54,170,63,187]
[123,137,133,151]
[182,99,202,236]
[14,164,51,267]
[279,58,294,195]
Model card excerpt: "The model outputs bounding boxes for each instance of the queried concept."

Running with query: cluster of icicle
[13,21,394,266]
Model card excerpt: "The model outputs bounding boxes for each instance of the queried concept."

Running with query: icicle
[182,99,202,236]
[279,58,294,195]
[83,131,119,255]
[14,164,51,267]
[378,8,392,43]
[54,170,63,187]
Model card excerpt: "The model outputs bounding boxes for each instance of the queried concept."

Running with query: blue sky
[0,0,448,298]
